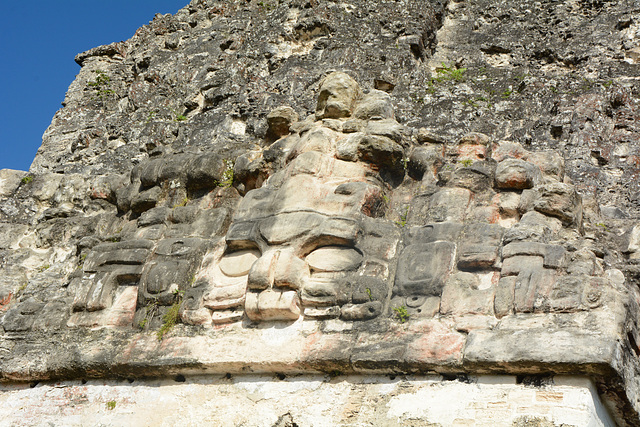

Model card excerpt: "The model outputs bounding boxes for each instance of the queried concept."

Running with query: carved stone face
[68,240,153,328]
[182,74,404,325]
[315,72,361,119]
[189,145,389,324]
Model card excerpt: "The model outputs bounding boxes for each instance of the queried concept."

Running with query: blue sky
[0,1,188,172]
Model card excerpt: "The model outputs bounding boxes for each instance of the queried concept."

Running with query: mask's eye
[306,246,362,272]
[219,250,261,277]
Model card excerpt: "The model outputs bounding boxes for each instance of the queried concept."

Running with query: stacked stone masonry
[1,0,640,425]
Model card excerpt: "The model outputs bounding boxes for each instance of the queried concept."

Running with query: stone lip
[1,317,637,424]
[0,319,622,380]
[0,318,637,425]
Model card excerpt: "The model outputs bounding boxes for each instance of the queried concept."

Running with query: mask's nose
[247,248,309,291]
[245,248,309,322]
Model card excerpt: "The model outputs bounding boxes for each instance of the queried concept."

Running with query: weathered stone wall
[0,375,616,426]
[1,0,640,425]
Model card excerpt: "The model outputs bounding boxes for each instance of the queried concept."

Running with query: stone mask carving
[182,72,403,325]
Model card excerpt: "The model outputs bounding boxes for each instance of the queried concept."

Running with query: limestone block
[30,300,68,331]
[186,208,230,238]
[494,276,516,318]
[143,260,189,294]
[155,154,191,184]
[301,274,340,306]
[203,282,246,309]
[180,307,212,326]
[130,186,162,214]
[393,295,441,318]
[409,188,473,225]
[502,242,567,269]
[246,251,275,291]
[292,127,338,156]
[186,152,226,191]
[495,158,542,190]
[365,119,406,143]
[340,301,382,320]
[315,72,361,119]
[245,289,301,321]
[139,238,207,305]
[627,224,640,256]
[232,150,267,195]
[501,255,543,277]
[353,90,394,120]
[514,268,557,313]
[342,118,365,133]
[394,241,456,297]
[115,183,138,212]
[527,150,565,182]
[72,272,115,312]
[351,276,388,304]
[304,306,341,319]
[226,221,261,246]
[492,141,529,162]
[322,118,343,132]
[138,158,164,188]
[357,134,405,177]
[407,146,444,181]
[0,169,27,197]
[517,188,539,213]
[306,247,363,272]
[405,222,464,245]
[534,183,583,227]
[440,272,498,316]
[210,309,243,324]
[315,217,360,248]
[137,207,170,227]
[566,249,601,276]
[495,191,521,217]
[68,284,137,329]
[263,135,299,165]
[84,249,150,272]
[219,250,261,277]
[336,132,364,161]
[582,277,609,309]
[543,275,581,312]
[457,223,504,270]
[273,251,310,290]
[543,274,609,313]
[267,106,298,139]
[1,298,43,332]
[103,286,138,327]
[503,211,563,244]
[456,133,491,161]
[245,249,308,292]
[451,161,496,193]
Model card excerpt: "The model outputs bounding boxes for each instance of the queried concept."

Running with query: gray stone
[353,90,394,121]
[315,72,361,119]
[495,158,542,190]
[267,106,299,140]
[534,183,583,227]
[340,301,382,320]
[457,223,504,270]
[394,241,456,297]
[440,272,496,316]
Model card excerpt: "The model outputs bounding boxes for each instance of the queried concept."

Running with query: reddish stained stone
[0,293,12,311]
[405,320,465,364]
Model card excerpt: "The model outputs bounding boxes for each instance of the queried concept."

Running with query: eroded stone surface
[1,0,640,424]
